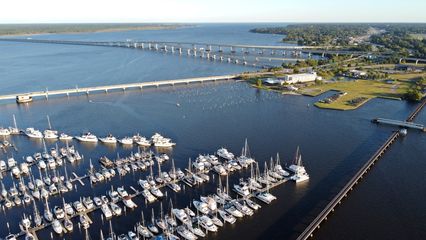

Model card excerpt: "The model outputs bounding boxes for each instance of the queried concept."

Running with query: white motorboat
[218,209,236,224]
[198,215,218,232]
[101,203,113,218]
[118,137,133,145]
[52,219,63,234]
[225,206,243,218]
[172,208,190,224]
[59,133,73,141]
[150,186,164,198]
[256,192,277,204]
[25,128,43,139]
[110,202,122,216]
[54,206,65,219]
[117,186,129,198]
[233,182,250,196]
[99,134,117,144]
[142,189,157,203]
[134,136,151,147]
[75,132,98,142]
[123,196,137,209]
[216,147,234,160]
[193,200,209,215]
[200,196,217,211]
[80,215,90,229]
[151,133,176,147]
[0,127,11,136]
[44,129,58,139]
[176,225,197,240]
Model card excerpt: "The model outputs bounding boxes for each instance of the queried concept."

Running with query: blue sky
[0,0,425,23]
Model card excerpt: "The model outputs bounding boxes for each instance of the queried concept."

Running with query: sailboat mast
[47,115,52,130]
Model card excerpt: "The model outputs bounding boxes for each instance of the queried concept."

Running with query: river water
[0,24,424,240]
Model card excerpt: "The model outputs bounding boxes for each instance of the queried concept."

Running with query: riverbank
[0,23,187,37]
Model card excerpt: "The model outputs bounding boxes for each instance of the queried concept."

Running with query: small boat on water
[16,95,33,103]
[288,147,309,183]
[52,219,63,234]
[99,134,117,144]
[59,133,73,141]
[217,147,234,160]
[151,133,176,147]
[118,137,133,145]
[25,128,43,139]
[0,127,11,136]
[75,132,98,142]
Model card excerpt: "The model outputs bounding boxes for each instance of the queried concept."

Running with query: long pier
[373,118,425,131]
[0,74,238,102]
[296,98,426,240]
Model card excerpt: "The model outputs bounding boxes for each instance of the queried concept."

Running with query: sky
[1,0,425,23]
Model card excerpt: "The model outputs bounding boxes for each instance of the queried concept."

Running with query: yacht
[99,134,117,144]
[218,209,236,224]
[20,215,32,231]
[118,137,133,145]
[216,147,234,160]
[256,192,277,204]
[0,127,11,136]
[44,130,58,139]
[80,215,90,229]
[134,136,151,147]
[54,206,65,219]
[73,200,85,213]
[151,133,176,147]
[193,200,209,214]
[233,181,250,197]
[225,206,243,218]
[63,217,73,232]
[117,186,129,198]
[64,203,75,215]
[197,215,218,232]
[288,147,309,183]
[75,132,98,142]
[123,196,137,209]
[172,208,190,224]
[52,219,63,234]
[83,197,95,210]
[137,223,153,239]
[245,198,261,210]
[150,186,164,198]
[101,203,113,218]
[200,195,217,211]
[176,225,197,240]
[142,189,157,203]
[233,200,254,216]
[59,133,73,141]
[110,202,122,216]
[25,128,43,139]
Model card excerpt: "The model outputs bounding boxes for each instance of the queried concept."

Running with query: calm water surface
[0,24,424,240]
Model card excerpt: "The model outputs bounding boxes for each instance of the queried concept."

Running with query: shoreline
[0,24,189,37]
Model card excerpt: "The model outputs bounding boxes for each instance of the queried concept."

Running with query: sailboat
[44,115,58,139]
[288,146,309,183]
[9,114,20,135]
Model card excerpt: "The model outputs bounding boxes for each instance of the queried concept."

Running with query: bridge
[0,38,371,67]
[0,74,238,102]
[296,98,426,240]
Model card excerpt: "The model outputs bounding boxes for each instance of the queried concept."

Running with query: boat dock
[0,74,238,103]
[297,98,426,240]
[373,118,425,131]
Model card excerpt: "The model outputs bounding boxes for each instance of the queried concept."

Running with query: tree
[256,79,263,87]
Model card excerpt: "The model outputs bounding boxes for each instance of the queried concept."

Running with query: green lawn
[298,79,412,110]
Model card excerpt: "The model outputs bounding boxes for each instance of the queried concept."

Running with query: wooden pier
[296,98,426,240]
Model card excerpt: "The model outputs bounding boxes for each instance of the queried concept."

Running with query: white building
[283,72,318,84]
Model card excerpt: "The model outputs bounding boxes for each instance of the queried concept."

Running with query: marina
[0,135,307,239]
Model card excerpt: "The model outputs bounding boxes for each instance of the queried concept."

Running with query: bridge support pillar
[155,44,158,51]
[105,89,108,93]
[141,43,144,49]
[416,59,419,65]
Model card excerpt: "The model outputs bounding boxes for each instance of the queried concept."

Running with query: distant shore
[0,23,189,37]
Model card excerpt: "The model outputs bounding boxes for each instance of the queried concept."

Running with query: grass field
[298,79,413,110]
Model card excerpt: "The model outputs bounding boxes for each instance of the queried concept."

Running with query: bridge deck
[0,74,238,101]
[374,117,424,130]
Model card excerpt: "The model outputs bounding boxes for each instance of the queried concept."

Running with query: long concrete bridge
[296,98,426,240]
[0,74,238,102]
[0,38,370,66]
